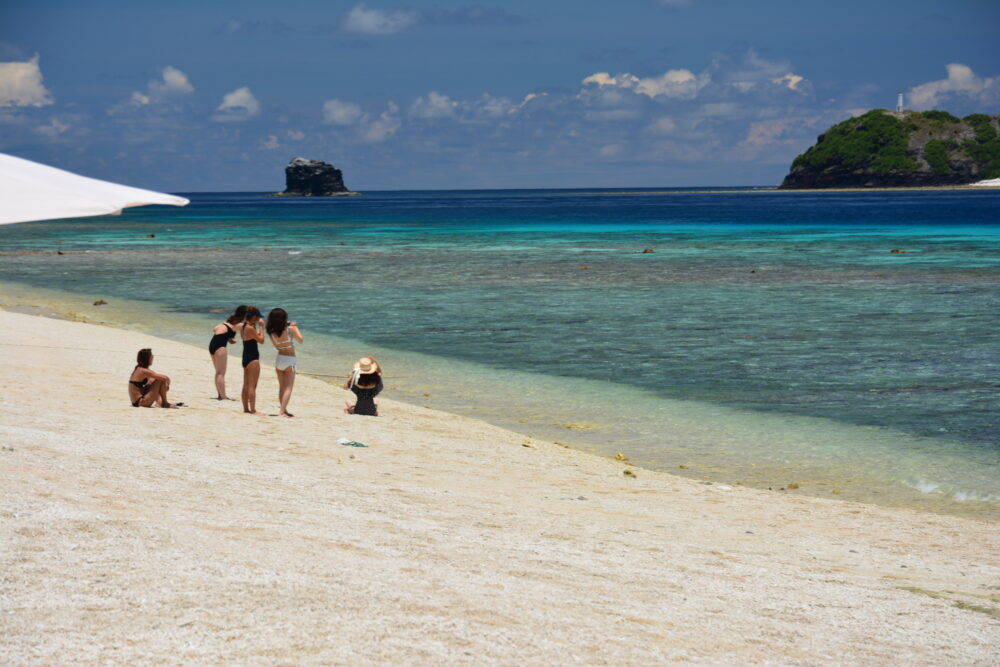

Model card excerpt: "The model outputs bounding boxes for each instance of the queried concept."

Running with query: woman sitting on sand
[128,348,180,408]
[266,308,303,418]
[240,306,265,415]
[208,304,247,400]
[343,356,383,416]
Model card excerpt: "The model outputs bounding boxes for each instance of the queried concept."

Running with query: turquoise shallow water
[1,188,998,516]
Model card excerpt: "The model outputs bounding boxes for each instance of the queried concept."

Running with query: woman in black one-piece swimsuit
[241,306,265,415]
[209,305,247,400]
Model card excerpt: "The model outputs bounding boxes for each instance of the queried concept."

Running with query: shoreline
[1,308,998,662]
[3,278,999,520]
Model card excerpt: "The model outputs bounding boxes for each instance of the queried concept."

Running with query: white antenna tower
[896,92,904,113]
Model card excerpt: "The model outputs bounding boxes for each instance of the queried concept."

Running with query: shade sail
[0,152,189,225]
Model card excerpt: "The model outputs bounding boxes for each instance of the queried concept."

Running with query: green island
[780,110,1000,189]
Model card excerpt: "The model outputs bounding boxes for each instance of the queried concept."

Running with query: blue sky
[1,0,998,191]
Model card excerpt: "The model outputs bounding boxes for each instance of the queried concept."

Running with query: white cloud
[599,144,623,157]
[213,86,260,121]
[260,134,280,150]
[583,68,709,99]
[472,93,513,118]
[508,92,542,115]
[150,66,194,97]
[323,99,363,125]
[0,55,53,107]
[649,116,676,134]
[286,130,306,140]
[409,91,458,119]
[773,73,805,91]
[34,117,69,140]
[343,3,417,34]
[907,63,999,110]
[123,66,194,110]
[717,51,808,95]
[362,101,400,141]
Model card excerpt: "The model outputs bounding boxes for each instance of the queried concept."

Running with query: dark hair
[227,305,248,325]
[136,348,153,368]
[244,306,261,322]
[354,372,380,389]
[266,308,288,335]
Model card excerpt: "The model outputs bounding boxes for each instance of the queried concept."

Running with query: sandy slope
[1,310,997,664]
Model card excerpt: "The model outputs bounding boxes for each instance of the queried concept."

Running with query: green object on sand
[338,440,367,448]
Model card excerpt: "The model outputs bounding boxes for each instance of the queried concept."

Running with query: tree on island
[780,110,1000,189]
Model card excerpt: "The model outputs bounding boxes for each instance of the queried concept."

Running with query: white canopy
[0,152,189,225]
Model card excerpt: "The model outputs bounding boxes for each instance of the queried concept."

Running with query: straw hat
[353,356,380,374]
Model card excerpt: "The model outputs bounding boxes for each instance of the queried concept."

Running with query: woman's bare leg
[156,380,179,408]
[241,364,250,412]
[277,367,295,416]
[138,379,160,407]
[244,361,263,415]
[212,348,228,399]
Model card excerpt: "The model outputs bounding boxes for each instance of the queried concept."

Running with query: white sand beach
[1,309,998,664]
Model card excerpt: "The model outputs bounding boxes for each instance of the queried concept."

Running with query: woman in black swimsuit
[208,304,247,400]
[343,356,383,416]
[128,348,179,408]
[240,306,265,415]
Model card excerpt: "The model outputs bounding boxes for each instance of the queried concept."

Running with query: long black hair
[266,308,288,336]
[136,348,153,368]
[353,372,380,389]
[227,305,248,325]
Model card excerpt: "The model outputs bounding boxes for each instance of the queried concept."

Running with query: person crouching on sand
[240,306,265,415]
[343,356,383,416]
[266,307,303,418]
[208,304,247,400]
[128,348,181,408]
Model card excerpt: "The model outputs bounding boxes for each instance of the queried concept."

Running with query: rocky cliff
[780,110,1000,189]
[275,157,359,196]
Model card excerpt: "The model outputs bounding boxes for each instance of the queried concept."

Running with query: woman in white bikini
[265,307,303,418]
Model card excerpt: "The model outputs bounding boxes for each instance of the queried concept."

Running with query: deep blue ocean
[2,187,998,515]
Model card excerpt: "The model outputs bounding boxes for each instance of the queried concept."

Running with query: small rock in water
[831,489,842,494]
[678,464,689,469]
[641,248,654,253]
[613,452,629,461]
[787,482,800,490]
[93,299,107,306]
[57,250,64,255]
[145,233,156,238]
[623,469,636,478]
